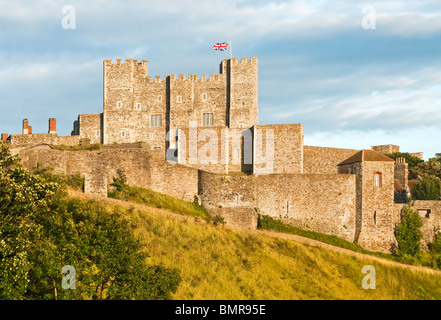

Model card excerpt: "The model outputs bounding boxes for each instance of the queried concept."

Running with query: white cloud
[305,126,441,160]
[266,64,441,132]
[0,0,440,157]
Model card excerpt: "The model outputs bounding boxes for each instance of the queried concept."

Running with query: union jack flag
[213,42,229,52]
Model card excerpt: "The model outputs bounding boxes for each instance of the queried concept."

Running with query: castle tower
[102,58,151,145]
[221,57,258,129]
[101,57,259,148]
[338,150,396,253]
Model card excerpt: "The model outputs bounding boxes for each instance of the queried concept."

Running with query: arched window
[374,172,382,187]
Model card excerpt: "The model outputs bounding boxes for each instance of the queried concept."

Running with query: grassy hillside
[29,167,441,299]
[91,197,441,300]
[108,184,212,222]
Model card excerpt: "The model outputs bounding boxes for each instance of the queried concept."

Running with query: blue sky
[0,0,440,159]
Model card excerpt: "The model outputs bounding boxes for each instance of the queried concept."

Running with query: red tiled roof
[394,179,404,191]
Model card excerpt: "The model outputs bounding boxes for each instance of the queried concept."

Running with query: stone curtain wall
[18,148,199,201]
[174,126,254,174]
[175,126,229,174]
[198,171,357,241]
[10,134,80,147]
[371,145,400,154]
[149,161,199,201]
[256,174,357,242]
[412,200,441,249]
[198,171,258,228]
[253,124,304,175]
[303,146,359,174]
[198,171,256,209]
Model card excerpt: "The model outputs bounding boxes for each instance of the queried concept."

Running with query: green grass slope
[88,196,441,300]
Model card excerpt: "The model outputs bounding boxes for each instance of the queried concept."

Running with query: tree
[26,197,181,300]
[385,152,423,168]
[385,152,424,179]
[395,204,423,256]
[0,142,181,300]
[110,169,128,194]
[411,174,441,200]
[0,142,58,299]
[411,158,441,182]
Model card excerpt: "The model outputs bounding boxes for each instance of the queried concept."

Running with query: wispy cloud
[0,0,440,158]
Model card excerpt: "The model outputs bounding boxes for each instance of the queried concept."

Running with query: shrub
[0,143,181,299]
[395,204,423,256]
[411,174,441,200]
[110,169,128,192]
[429,229,441,254]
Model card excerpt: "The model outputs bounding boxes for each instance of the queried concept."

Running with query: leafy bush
[0,143,181,300]
[32,166,85,191]
[395,204,423,256]
[411,174,441,200]
[110,169,128,193]
[429,229,441,254]
[385,152,424,173]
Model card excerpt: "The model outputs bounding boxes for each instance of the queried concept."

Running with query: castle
[2,57,439,254]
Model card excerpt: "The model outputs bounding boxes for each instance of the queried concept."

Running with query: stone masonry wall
[10,134,80,147]
[78,113,103,144]
[102,57,259,147]
[198,171,357,242]
[198,171,258,228]
[303,146,359,174]
[412,200,441,249]
[227,57,258,129]
[358,161,397,253]
[255,174,357,242]
[253,124,303,175]
[174,126,253,174]
[18,148,199,201]
[371,145,400,154]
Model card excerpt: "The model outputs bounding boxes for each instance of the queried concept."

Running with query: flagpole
[230,40,232,59]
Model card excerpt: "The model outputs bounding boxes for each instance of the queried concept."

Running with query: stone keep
[93,57,258,147]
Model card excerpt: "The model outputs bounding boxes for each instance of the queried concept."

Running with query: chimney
[1,133,8,142]
[28,126,33,134]
[23,119,29,134]
[49,118,57,134]
[394,157,408,189]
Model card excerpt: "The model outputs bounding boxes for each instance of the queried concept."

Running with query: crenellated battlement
[104,58,148,67]
[166,73,225,82]
[228,57,258,64]
[104,58,149,80]
[104,57,255,85]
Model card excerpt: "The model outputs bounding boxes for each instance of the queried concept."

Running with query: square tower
[338,149,396,253]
